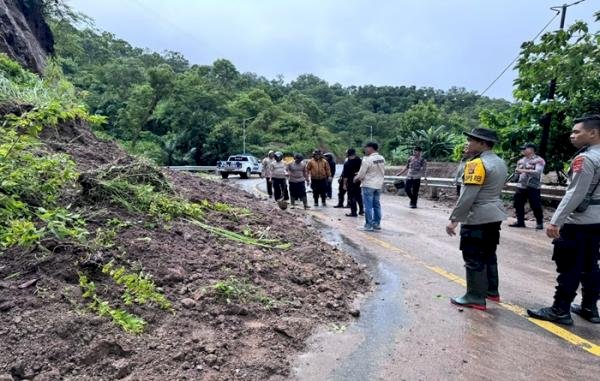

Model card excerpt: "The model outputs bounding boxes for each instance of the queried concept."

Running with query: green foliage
[0,55,99,252]
[396,126,461,161]
[37,207,88,241]
[483,17,600,171]
[79,273,147,334]
[83,165,287,249]
[212,276,277,308]
[50,20,510,165]
[0,219,41,248]
[0,54,79,109]
[102,261,171,310]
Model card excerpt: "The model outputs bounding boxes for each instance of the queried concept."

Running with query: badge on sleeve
[463,158,486,185]
[571,156,585,173]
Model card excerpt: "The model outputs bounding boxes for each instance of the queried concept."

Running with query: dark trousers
[552,224,600,312]
[337,178,346,206]
[459,222,502,271]
[266,178,273,197]
[405,178,421,206]
[311,179,327,203]
[514,187,544,224]
[272,178,289,201]
[347,184,363,215]
[326,179,333,199]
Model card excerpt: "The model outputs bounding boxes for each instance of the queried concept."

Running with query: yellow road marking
[256,186,600,358]
[360,233,600,358]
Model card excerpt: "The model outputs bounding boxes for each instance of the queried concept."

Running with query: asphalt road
[225,175,600,381]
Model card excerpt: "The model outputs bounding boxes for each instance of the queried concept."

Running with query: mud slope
[0,118,370,381]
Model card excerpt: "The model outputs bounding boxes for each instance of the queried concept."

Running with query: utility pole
[242,116,255,154]
[369,125,373,141]
[539,3,568,159]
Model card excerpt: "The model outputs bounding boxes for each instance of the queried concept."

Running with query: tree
[483,13,600,175]
[396,126,459,161]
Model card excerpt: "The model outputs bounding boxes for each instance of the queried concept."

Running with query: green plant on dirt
[102,261,171,310]
[212,276,278,308]
[78,273,147,334]
[89,218,131,249]
[197,199,252,218]
[185,219,291,249]
[0,55,102,252]
[80,163,289,249]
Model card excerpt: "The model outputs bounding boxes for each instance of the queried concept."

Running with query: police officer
[269,151,289,202]
[446,128,508,311]
[509,143,546,229]
[527,115,600,325]
[261,150,275,198]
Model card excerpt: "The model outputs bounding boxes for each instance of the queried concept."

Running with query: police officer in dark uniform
[446,128,508,311]
[528,115,600,325]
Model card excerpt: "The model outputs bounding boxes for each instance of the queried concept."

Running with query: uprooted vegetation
[0,54,370,380]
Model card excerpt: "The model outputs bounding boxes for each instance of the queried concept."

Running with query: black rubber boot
[451,268,487,311]
[571,304,600,324]
[527,306,573,325]
[486,264,500,302]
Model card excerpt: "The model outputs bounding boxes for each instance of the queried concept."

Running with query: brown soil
[0,119,371,380]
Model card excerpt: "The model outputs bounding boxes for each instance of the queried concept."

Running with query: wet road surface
[224,175,600,380]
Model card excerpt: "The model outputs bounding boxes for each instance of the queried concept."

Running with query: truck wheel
[221,172,229,179]
[241,168,250,179]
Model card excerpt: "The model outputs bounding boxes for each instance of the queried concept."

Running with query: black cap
[364,141,379,150]
[520,143,536,150]
[463,128,499,143]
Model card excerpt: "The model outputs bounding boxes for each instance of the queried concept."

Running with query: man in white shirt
[354,142,386,231]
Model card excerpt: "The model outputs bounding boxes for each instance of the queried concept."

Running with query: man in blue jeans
[354,142,386,231]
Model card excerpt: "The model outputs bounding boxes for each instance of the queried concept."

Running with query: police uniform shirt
[516,155,545,189]
[550,144,600,226]
[406,156,427,179]
[449,150,508,225]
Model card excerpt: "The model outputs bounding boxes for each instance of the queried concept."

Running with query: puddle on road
[295,222,407,380]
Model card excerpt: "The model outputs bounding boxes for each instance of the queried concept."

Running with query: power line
[480,0,587,97]
[479,12,560,96]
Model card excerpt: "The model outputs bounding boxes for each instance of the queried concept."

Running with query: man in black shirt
[342,148,364,217]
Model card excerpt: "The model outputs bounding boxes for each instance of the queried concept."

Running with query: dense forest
[49,19,511,165]
[47,7,599,171]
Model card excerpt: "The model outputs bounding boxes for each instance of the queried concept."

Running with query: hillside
[50,18,511,165]
[0,54,370,380]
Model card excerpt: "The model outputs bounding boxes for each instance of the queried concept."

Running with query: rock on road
[226,175,600,381]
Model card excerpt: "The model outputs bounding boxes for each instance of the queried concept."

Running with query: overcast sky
[67,0,598,100]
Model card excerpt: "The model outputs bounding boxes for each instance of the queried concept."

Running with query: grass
[212,276,278,308]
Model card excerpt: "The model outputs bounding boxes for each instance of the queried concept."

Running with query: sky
[67,0,599,100]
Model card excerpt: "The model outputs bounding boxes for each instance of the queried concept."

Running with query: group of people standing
[257,114,599,326]
[260,142,386,231]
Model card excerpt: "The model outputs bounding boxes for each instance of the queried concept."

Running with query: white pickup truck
[216,154,263,179]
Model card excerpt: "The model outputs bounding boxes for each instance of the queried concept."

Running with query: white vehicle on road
[217,154,262,179]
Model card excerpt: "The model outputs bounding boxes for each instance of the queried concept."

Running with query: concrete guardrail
[383,176,566,201]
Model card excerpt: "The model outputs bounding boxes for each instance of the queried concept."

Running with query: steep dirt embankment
[0,0,53,74]
[0,115,370,380]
